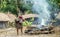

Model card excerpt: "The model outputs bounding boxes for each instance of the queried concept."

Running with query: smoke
[23,0,52,27]
[32,0,51,26]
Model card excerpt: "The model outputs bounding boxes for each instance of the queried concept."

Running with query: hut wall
[0,21,8,29]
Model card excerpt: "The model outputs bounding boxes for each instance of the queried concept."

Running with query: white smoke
[24,0,51,27]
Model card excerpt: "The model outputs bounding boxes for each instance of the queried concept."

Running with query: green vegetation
[23,18,34,26]
[0,0,59,16]
[23,21,32,26]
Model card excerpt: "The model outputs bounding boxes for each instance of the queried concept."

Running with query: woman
[15,16,24,35]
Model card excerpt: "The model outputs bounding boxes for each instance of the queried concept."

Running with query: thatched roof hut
[0,13,16,29]
[0,13,10,29]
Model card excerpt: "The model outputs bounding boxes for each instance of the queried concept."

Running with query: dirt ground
[0,28,60,37]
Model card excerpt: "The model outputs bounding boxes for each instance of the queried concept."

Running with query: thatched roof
[22,14,39,19]
[7,13,16,22]
[0,13,10,21]
[0,13,38,22]
[0,13,16,22]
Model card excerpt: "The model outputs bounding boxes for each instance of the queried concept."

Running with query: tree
[0,0,20,16]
